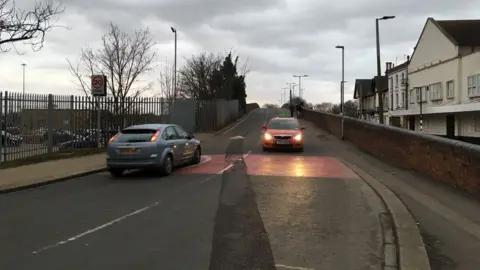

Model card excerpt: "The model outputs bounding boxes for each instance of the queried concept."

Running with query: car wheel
[109,168,124,178]
[159,154,173,176]
[297,147,304,152]
[262,146,268,152]
[191,147,201,164]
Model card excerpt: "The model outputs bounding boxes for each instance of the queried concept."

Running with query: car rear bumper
[106,157,162,170]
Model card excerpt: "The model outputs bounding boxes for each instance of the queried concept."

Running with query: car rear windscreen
[268,119,299,130]
[114,129,157,142]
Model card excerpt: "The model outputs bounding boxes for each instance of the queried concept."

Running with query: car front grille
[273,135,291,139]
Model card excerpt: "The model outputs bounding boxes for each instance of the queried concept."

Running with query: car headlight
[264,133,273,140]
[293,134,302,141]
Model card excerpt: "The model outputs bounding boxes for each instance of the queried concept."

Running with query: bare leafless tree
[0,0,67,53]
[67,22,156,117]
[158,57,177,100]
[178,52,223,100]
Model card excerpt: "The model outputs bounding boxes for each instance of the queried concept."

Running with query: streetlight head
[170,27,176,33]
[303,75,309,77]
[335,45,344,49]
[380,16,395,20]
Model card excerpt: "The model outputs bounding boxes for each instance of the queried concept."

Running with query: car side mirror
[261,124,267,129]
[300,126,306,130]
[188,133,195,139]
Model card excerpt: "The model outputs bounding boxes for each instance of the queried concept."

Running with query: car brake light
[150,129,161,142]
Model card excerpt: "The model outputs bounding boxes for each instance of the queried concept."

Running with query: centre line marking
[199,150,251,184]
[32,201,160,254]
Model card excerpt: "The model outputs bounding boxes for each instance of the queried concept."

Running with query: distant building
[390,17,480,143]
[386,58,410,128]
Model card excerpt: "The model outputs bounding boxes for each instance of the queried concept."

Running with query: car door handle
[166,142,174,146]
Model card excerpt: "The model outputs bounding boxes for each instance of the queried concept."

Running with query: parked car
[106,124,201,177]
[1,131,23,147]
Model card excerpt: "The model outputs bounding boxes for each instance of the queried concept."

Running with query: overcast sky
[1,0,478,106]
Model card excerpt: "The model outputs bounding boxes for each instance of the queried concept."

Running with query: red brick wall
[303,109,480,195]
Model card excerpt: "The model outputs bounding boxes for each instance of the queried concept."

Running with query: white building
[386,59,409,127]
[389,17,480,142]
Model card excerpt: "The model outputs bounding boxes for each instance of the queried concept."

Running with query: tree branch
[0,0,68,53]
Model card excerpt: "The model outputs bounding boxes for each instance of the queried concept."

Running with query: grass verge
[0,148,106,170]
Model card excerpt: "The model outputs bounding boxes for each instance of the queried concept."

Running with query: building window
[475,117,480,132]
[421,86,428,102]
[446,80,454,99]
[395,74,398,88]
[468,74,480,97]
[430,82,442,101]
[416,88,421,102]
[401,92,405,107]
[395,93,398,108]
[401,73,405,85]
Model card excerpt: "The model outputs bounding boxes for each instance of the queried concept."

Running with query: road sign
[91,75,107,96]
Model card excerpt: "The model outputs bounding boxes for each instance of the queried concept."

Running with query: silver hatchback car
[106,124,201,177]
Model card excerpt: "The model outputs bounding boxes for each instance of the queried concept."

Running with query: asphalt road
[0,108,386,270]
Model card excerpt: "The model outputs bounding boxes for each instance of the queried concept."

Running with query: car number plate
[276,140,290,145]
[120,148,137,153]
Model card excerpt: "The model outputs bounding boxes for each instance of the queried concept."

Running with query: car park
[106,123,201,177]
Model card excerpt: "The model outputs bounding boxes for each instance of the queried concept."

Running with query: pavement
[0,108,435,269]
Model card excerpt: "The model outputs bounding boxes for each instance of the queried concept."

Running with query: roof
[353,79,374,99]
[435,19,480,46]
[386,60,409,74]
[410,18,480,63]
[371,76,388,92]
[123,123,167,130]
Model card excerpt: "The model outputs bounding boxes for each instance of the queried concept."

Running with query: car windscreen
[267,119,299,130]
[114,129,157,142]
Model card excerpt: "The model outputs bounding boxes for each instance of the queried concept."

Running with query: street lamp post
[293,75,308,99]
[170,27,177,99]
[335,45,344,139]
[21,63,26,96]
[376,16,395,124]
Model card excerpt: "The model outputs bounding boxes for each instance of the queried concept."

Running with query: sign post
[91,75,107,148]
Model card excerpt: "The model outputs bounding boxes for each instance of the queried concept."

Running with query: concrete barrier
[302,109,480,196]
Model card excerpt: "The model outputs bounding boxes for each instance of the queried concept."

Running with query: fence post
[47,94,53,154]
[69,95,74,151]
[0,92,4,163]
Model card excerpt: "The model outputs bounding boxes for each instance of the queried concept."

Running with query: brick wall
[302,109,480,196]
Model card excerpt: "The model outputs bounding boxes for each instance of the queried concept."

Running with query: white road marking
[222,109,257,135]
[32,201,161,254]
[182,155,212,169]
[199,150,251,183]
[275,264,315,270]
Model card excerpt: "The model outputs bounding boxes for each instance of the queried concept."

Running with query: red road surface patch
[176,155,227,175]
[246,154,358,178]
[176,154,358,179]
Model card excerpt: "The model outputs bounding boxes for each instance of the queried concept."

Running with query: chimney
[386,62,391,71]
[407,55,410,61]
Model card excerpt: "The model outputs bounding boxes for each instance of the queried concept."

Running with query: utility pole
[335,45,345,140]
[376,16,395,124]
[420,88,423,132]
[170,27,177,99]
[286,83,295,103]
[293,75,308,99]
